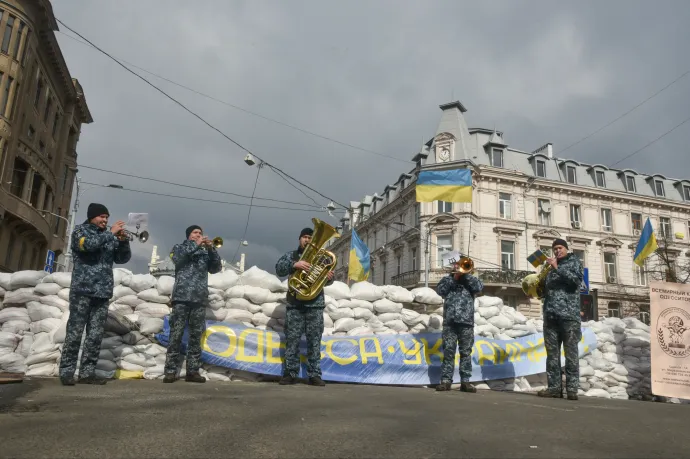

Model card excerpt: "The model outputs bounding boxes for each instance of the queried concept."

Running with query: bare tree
[644,234,690,284]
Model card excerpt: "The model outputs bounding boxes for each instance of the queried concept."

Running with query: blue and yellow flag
[633,217,658,267]
[527,249,548,268]
[416,169,472,203]
[348,228,370,282]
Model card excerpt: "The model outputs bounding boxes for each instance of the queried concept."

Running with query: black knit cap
[186,225,202,239]
[87,203,109,221]
[300,227,313,238]
[552,238,569,250]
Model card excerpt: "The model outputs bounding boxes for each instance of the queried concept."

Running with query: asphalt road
[1,379,687,458]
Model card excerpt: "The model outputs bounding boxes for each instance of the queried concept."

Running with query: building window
[631,213,642,232]
[573,249,585,265]
[34,76,43,108]
[566,165,577,184]
[536,160,546,178]
[373,230,377,250]
[12,21,24,59]
[660,217,671,239]
[10,157,28,197]
[5,231,15,267]
[1,76,12,116]
[61,165,70,191]
[17,241,26,270]
[43,97,53,123]
[396,255,401,276]
[54,207,62,236]
[654,180,665,197]
[634,263,647,287]
[39,141,45,153]
[684,185,690,202]
[539,246,552,257]
[500,240,515,270]
[491,149,503,167]
[29,173,41,208]
[414,203,420,226]
[595,170,606,187]
[27,124,35,140]
[499,193,512,219]
[607,302,621,318]
[538,199,551,225]
[411,248,416,271]
[638,304,650,325]
[436,235,452,268]
[604,253,617,283]
[52,112,61,138]
[625,176,636,192]
[601,208,612,232]
[1,15,15,55]
[570,204,581,226]
[382,262,387,284]
[437,201,452,213]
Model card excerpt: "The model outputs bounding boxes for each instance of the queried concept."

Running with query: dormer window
[536,159,546,177]
[595,170,606,187]
[654,180,665,197]
[491,149,503,168]
[566,165,577,184]
[684,185,690,201]
[625,175,636,192]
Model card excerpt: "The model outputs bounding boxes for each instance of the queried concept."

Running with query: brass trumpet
[201,237,223,249]
[110,226,149,243]
[449,256,474,275]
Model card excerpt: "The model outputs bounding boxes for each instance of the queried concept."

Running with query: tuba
[521,264,552,299]
[288,218,340,301]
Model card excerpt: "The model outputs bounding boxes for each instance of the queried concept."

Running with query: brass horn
[450,256,474,275]
[212,237,223,248]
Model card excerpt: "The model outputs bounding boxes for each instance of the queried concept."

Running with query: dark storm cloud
[52,0,690,273]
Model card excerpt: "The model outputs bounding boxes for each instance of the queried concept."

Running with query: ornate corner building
[327,101,690,322]
[0,0,92,273]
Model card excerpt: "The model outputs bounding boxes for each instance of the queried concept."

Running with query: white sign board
[127,213,149,231]
[441,250,462,268]
[650,281,690,399]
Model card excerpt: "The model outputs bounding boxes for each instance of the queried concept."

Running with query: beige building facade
[328,101,690,323]
[0,0,92,272]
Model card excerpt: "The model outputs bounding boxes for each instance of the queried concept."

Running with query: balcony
[391,268,533,289]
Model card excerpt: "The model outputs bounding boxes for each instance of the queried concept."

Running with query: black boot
[537,388,563,398]
[60,376,76,386]
[308,376,326,387]
[279,375,297,385]
[185,372,206,383]
[78,376,107,385]
[567,392,579,400]
[163,374,177,383]
[460,382,477,393]
[435,382,452,392]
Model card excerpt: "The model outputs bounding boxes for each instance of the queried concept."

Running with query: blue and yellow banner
[416,169,472,203]
[634,217,658,267]
[156,319,597,384]
[348,228,370,282]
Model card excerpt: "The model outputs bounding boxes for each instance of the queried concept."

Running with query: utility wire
[231,162,263,263]
[55,18,348,211]
[608,115,690,168]
[559,69,690,155]
[267,165,323,209]
[80,181,322,212]
[56,29,411,165]
[78,164,321,209]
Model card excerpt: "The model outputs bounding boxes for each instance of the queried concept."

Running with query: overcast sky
[52,0,690,274]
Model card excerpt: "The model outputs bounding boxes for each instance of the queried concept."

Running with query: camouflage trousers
[544,318,582,394]
[283,306,324,379]
[440,323,474,383]
[164,302,206,376]
[59,294,109,380]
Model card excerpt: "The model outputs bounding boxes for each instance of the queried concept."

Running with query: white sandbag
[0,307,30,324]
[400,308,423,326]
[585,388,611,398]
[373,298,403,314]
[0,331,20,350]
[2,320,30,334]
[410,323,426,333]
[377,312,401,323]
[503,329,531,338]
[27,302,63,321]
[488,315,514,330]
[34,282,62,296]
[244,285,284,304]
[324,281,351,300]
[477,296,503,308]
[112,285,136,301]
[580,366,595,377]
[206,308,227,321]
[155,276,175,296]
[45,272,73,288]
[126,274,157,293]
[240,266,286,292]
[122,352,157,367]
[209,270,239,290]
[144,365,165,380]
[113,268,133,287]
[24,362,54,377]
[348,299,374,311]
[348,326,372,336]
[0,286,5,297]
[261,302,286,319]
[10,270,48,289]
[623,317,650,332]
[101,335,124,350]
[3,288,39,305]
[38,295,69,311]
[353,307,374,320]
[50,315,68,344]
[478,306,500,319]
[24,349,60,366]
[602,317,626,333]
[336,299,353,309]
[252,312,271,327]
[109,303,135,315]
[118,360,147,372]
[96,359,117,372]
[323,313,333,328]
[590,358,614,372]
[1,354,25,373]
[366,317,384,330]
[225,297,262,313]
[410,287,443,305]
[384,319,409,333]
[513,323,538,335]
[29,332,58,354]
[622,336,650,348]
[474,313,487,326]
[324,295,339,309]
[496,333,513,340]
[58,288,70,301]
[15,333,33,358]
[225,285,246,299]
[0,273,11,290]
[350,282,385,302]
[384,285,415,303]
[137,288,170,304]
[139,317,164,334]
[326,305,355,320]
[475,323,500,337]
[501,307,527,325]
[208,298,226,311]
[625,329,650,338]
[225,309,254,322]
[374,328,394,335]
[135,303,171,318]
[333,318,363,333]
[428,314,443,329]
[30,317,62,334]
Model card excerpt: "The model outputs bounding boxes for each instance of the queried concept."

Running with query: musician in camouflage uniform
[538,238,584,401]
[435,260,484,393]
[163,225,222,383]
[275,227,334,387]
[59,203,131,386]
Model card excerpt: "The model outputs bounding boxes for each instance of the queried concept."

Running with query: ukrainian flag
[348,228,370,282]
[416,169,472,203]
[633,217,658,267]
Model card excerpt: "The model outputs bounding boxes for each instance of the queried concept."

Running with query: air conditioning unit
[572,221,581,229]
[607,276,617,283]
[633,229,641,236]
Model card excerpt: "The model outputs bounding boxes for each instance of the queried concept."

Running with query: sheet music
[127,213,149,231]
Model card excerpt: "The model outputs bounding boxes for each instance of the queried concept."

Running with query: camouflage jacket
[436,273,484,326]
[275,248,334,309]
[70,222,131,298]
[170,240,222,304]
[543,253,584,322]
